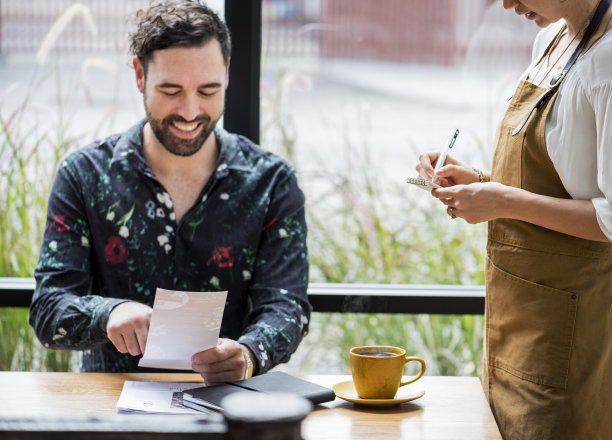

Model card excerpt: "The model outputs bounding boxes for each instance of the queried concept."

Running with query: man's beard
[145,106,221,157]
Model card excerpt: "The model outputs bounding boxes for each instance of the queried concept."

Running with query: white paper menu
[138,288,228,370]
[116,381,206,414]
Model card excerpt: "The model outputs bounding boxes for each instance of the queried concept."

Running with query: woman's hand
[432,182,509,224]
[433,182,609,241]
[415,153,608,241]
[416,152,481,187]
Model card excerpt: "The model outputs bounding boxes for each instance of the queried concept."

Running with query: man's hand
[191,339,256,385]
[106,301,153,356]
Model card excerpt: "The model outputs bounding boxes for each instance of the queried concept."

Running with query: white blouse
[521,21,612,241]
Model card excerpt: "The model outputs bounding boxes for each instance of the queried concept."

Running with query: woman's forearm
[503,186,609,242]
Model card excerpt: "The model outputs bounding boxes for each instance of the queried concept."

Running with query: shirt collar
[110,118,147,170]
[213,126,255,177]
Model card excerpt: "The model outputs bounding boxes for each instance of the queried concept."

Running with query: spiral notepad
[405,177,441,191]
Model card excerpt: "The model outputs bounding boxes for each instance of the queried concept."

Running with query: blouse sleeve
[545,32,612,242]
[591,80,612,241]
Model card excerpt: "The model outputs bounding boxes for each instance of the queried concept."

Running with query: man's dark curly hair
[129,0,231,74]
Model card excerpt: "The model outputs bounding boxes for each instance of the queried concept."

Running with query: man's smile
[167,119,204,139]
[172,120,199,132]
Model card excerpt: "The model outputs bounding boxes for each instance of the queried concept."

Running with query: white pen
[432,128,459,183]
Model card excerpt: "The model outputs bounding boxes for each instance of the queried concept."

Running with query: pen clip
[447,129,459,150]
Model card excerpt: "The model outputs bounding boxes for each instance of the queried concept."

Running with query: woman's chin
[534,17,553,28]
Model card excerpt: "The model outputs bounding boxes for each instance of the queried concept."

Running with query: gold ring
[449,207,457,219]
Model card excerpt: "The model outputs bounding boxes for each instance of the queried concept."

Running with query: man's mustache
[164,115,210,124]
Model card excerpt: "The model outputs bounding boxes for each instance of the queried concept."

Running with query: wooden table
[0,372,501,440]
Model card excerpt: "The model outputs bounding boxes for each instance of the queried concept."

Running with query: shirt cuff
[91,298,132,341]
[593,197,612,241]
[237,337,265,375]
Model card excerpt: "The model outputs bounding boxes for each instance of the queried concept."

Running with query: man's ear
[225,57,230,90]
[133,56,145,93]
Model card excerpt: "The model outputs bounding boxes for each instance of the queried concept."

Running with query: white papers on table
[138,288,228,370]
[116,381,214,415]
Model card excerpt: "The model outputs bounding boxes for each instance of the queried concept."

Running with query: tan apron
[484,76,612,438]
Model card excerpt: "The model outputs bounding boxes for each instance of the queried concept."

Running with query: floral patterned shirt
[29,120,311,374]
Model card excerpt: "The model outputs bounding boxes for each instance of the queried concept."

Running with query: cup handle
[399,357,426,387]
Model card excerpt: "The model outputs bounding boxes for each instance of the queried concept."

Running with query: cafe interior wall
[1,0,537,374]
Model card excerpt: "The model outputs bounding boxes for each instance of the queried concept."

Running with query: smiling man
[29,0,311,384]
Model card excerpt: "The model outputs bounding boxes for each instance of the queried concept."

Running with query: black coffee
[359,351,395,357]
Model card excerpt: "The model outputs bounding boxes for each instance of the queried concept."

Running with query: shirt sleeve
[29,159,127,350]
[591,80,612,241]
[545,36,612,242]
[237,165,311,373]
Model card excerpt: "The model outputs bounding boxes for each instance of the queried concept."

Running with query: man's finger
[192,346,234,365]
[122,331,142,356]
[199,368,244,386]
[109,332,128,354]
[135,326,148,354]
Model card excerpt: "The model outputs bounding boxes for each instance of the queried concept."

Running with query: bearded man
[29,0,310,385]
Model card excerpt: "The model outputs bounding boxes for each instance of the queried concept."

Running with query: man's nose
[176,95,201,121]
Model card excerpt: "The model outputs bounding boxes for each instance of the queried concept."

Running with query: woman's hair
[129,0,231,74]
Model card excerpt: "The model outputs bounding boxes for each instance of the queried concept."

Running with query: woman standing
[416,1,612,438]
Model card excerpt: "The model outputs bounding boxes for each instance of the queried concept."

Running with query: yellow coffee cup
[349,346,426,399]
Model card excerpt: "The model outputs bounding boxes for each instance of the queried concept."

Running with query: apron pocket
[486,257,577,389]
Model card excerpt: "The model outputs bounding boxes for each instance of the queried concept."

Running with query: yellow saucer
[332,380,425,406]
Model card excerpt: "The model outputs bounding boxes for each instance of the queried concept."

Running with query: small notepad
[406,177,441,191]
[181,371,336,413]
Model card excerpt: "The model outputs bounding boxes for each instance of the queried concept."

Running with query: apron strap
[512,0,612,136]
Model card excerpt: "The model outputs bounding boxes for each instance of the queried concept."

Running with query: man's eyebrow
[156,82,223,89]
[156,82,182,89]
[198,82,223,89]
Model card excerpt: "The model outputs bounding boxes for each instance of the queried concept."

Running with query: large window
[259,0,538,375]
[1,0,541,375]
[260,0,537,285]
